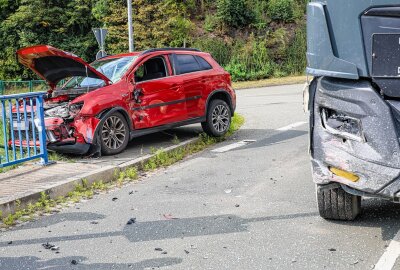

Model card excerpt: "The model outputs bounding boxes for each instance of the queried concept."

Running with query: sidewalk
[0,126,201,216]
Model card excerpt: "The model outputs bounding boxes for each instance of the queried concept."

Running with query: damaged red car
[16,45,236,156]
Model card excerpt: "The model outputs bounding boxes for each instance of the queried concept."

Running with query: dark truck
[306,1,400,220]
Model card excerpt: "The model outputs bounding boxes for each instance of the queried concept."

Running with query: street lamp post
[127,0,134,52]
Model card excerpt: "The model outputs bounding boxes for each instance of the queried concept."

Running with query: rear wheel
[100,112,129,155]
[316,185,361,221]
[202,99,231,137]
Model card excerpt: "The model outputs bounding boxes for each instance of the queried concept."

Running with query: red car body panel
[16,46,236,155]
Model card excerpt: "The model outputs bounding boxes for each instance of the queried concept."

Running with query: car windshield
[62,56,137,89]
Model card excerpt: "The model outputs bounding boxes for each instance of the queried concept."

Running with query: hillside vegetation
[0,0,307,82]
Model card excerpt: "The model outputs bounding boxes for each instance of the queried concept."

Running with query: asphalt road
[1,84,400,270]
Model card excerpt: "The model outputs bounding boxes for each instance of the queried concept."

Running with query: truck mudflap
[311,77,400,199]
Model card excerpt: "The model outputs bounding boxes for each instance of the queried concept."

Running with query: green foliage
[0,0,100,80]
[192,38,232,66]
[204,14,219,32]
[284,24,307,75]
[217,0,254,27]
[268,0,297,22]
[226,35,275,81]
[0,0,306,82]
[118,167,138,182]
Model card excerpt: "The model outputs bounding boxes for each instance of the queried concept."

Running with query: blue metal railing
[0,92,49,168]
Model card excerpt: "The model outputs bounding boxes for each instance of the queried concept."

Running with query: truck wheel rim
[102,116,126,150]
[212,104,229,132]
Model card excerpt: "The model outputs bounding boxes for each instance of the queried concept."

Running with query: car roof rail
[140,48,201,56]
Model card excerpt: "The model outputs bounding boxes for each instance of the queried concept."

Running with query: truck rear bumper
[310,77,400,199]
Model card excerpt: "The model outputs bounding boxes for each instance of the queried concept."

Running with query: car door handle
[171,84,179,90]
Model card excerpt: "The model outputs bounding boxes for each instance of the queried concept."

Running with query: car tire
[99,112,129,156]
[316,185,361,221]
[202,99,231,137]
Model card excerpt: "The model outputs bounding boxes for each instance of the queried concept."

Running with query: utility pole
[127,0,134,52]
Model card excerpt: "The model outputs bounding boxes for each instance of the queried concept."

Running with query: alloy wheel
[101,116,126,150]
[212,104,230,133]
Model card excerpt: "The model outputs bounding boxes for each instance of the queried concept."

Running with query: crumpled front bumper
[47,141,90,155]
[311,77,400,199]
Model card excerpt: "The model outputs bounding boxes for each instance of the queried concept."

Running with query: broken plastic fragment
[127,218,136,225]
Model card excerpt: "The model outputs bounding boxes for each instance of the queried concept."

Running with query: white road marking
[374,230,400,270]
[276,121,307,131]
[211,140,256,153]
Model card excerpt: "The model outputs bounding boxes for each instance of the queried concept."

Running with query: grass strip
[232,75,307,90]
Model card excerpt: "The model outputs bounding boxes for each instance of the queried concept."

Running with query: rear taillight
[226,73,232,85]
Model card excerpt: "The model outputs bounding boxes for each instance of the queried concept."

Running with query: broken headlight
[69,102,84,118]
[321,108,365,142]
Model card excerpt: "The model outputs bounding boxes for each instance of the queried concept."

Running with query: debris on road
[71,260,78,265]
[112,197,118,201]
[155,248,163,251]
[127,218,136,225]
[42,242,59,251]
[91,221,99,225]
[163,214,178,220]
[184,250,190,254]
[161,251,168,254]
[328,248,336,252]
[129,191,134,195]
[7,241,12,245]
[224,189,232,194]
[235,204,240,207]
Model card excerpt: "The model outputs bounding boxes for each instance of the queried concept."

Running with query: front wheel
[100,112,129,155]
[316,185,361,221]
[202,99,231,137]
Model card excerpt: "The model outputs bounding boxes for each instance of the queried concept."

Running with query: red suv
[16,45,236,155]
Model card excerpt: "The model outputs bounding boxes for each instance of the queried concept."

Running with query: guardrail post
[36,95,49,165]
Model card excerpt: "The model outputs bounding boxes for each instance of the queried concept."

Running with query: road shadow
[327,198,400,241]
[0,256,182,270]
[241,129,308,150]
[13,212,106,231]
[0,212,317,247]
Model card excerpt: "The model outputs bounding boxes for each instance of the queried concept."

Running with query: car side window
[195,56,212,70]
[135,56,168,83]
[176,54,201,75]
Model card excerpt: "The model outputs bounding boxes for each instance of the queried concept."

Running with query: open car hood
[17,45,111,88]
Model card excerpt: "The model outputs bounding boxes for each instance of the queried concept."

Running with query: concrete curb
[0,137,200,216]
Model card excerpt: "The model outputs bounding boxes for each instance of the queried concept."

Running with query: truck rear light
[321,108,365,142]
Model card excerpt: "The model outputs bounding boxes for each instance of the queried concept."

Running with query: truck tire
[316,185,361,221]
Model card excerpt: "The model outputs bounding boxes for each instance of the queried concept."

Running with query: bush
[225,36,276,81]
[192,38,232,66]
[284,25,307,75]
[217,0,254,27]
[268,0,296,22]
[204,14,219,32]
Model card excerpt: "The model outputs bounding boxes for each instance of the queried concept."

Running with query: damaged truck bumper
[311,77,400,200]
